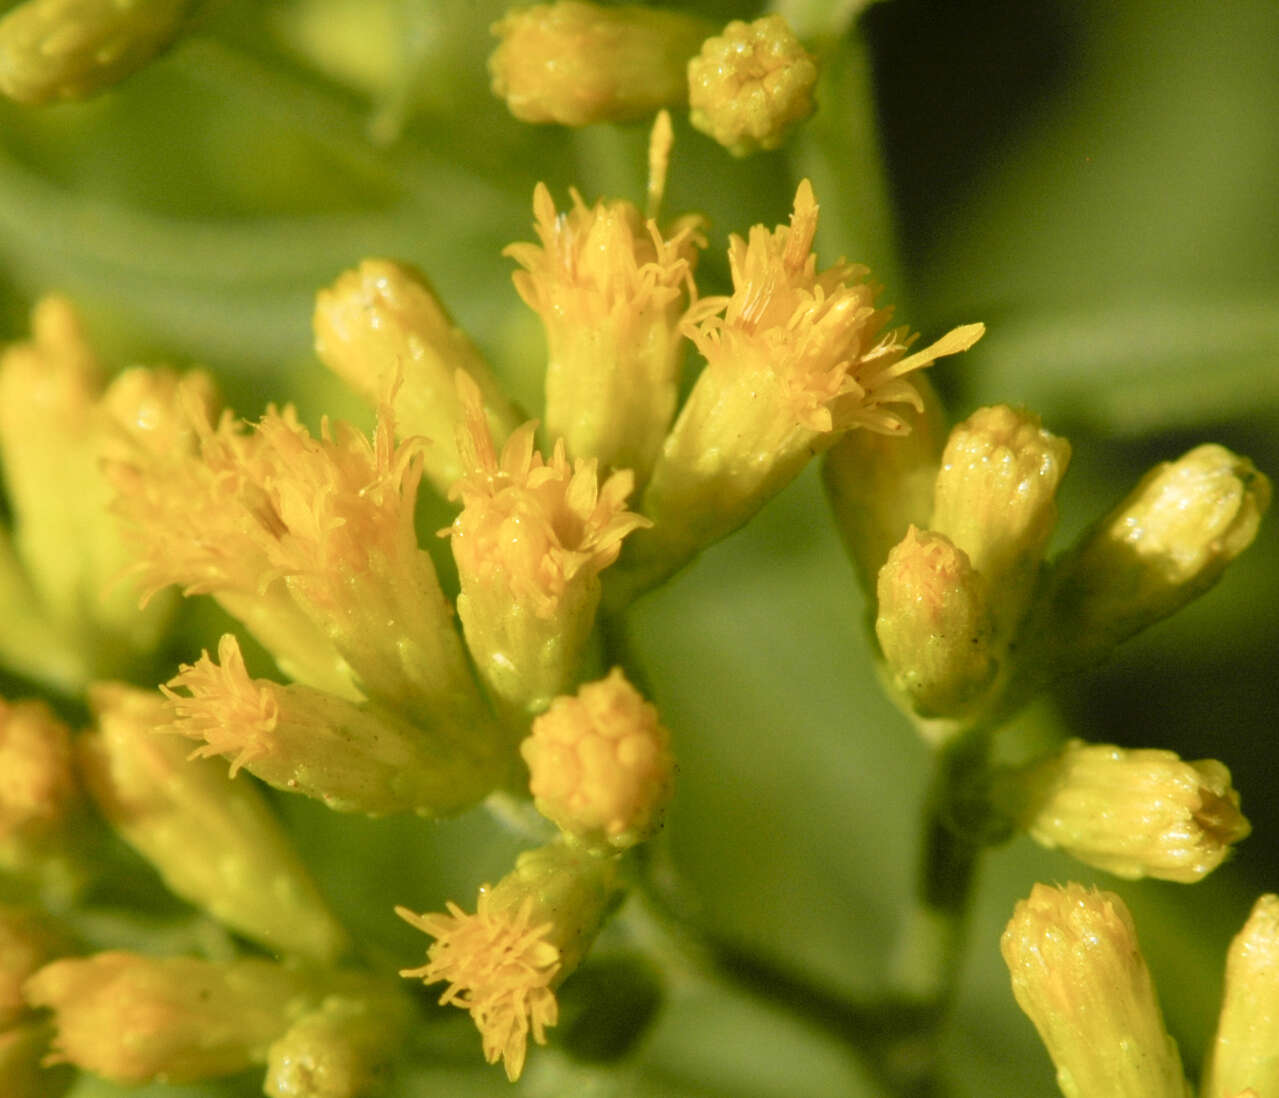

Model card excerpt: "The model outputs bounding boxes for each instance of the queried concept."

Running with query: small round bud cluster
[688,15,817,156]
[521,669,674,850]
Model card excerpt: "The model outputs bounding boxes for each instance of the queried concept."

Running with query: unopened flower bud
[1035,444,1270,670]
[489,1,710,125]
[522,669,674,850]
[875,527,996,719]
[688,14,817,156]
[998,740,1249,883]
[80,683,350,962]
[165,635,508,817]
[23,951,318,1084]
[0,0,199,105]
[313,259,518,496]
[823,375,947,591]
[1203,894,1279,1098]
[264,991,409,1098]
[397,842,619,1081]
[0,698,77,844]
[1001,883,1189,1098]
[931,405,1070,636]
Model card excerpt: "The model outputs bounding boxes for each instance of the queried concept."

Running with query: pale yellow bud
[522,668,674,850]
[931,405,1070,636]
[263,991,409,1098]
[0,698,77,843]
[1038,444,1270,667]
[822,374,947,591]
[0,0,197,104]
[164,634,509,817]
[313,259,518,496]
[446,376,649,717]
[397,842,619,1081]
[489,1,710,125]
[875,527,996,719]
[506,177,705,485]
[1202,894,1279,1098]
[0,905,74,1029]
[688,14,817,156]
[1001,883,1189,1098]
[79,683,350,963]
[23,951,316,1083]
[1000,739,1249,883]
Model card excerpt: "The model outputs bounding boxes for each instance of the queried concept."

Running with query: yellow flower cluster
[1003,884,1279,1098]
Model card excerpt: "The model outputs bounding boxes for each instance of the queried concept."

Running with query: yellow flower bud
[446,375,649,718]
[313,259,519,496]
[1202,894,1279,1098]
[822,374,947,591]
[0,698,77,844]
[874,527,996,720]
[164,635,508,817]
[263,991,409,1098]
[999,739,1249,883]
[1001,883,1189,1098]
[506,172,705,484]
[79,682,350,962]
[23,951,317,1083]
[620,180,982,603]
[489,1,710,125]
[930,405,1070,636]
[1037,444,1270,666]
[522,668,674,850]
[688,14,818,156]
[0,905,74,1030]
[397,842,619,1081]
[0,1020,73,1098]
[0,0,198,105]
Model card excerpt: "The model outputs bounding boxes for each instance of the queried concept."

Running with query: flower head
[398,895,560,1081]
[506,125,705,482]
[448,374,649,618]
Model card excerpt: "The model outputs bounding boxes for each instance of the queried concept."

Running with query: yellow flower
[398,895,559,1082]
[1001,883,1188,1098]
[165,634,507,817]
[488,1,710,126]
[619,180,983,603]
[1000,739,1249,883]
[313,258,519,496]
[507,156,705,483]
[446,374,649,716]
[397,842,618,1081]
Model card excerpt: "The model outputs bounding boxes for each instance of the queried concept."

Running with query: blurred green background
[1,1,1276,1095]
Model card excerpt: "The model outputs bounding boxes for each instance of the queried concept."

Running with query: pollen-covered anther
[688,14,818,156]
[522,668,674,849]
[398,895,560,1082]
